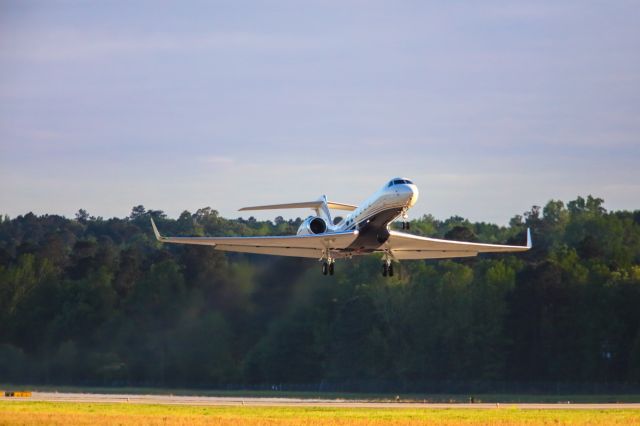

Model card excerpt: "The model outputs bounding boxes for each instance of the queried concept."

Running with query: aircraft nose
[398,183,419,207]
[407,184,419,207]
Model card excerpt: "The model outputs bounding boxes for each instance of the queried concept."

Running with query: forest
[1,196,640,392]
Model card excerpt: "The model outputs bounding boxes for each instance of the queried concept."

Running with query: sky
[1,1,639,225]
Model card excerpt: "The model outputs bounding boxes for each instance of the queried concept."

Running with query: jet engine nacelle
[297,216,328,235]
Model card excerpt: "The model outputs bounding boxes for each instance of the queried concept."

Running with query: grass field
[1,401,640,425]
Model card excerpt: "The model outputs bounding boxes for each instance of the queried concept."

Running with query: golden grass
[1,401,639,425]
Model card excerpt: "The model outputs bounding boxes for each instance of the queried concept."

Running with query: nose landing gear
[400,210,410,230]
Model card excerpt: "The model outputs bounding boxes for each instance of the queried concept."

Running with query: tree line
[1,196,639,392]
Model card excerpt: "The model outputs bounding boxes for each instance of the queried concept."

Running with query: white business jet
[151,178,531,277]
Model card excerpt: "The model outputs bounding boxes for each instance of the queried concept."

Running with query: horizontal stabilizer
[326,202,358,211]
[239,201,357,212]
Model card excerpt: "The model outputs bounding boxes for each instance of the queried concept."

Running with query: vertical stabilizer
[316,195,332,224]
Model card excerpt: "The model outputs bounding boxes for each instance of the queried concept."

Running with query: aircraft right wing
[150,218,359,258]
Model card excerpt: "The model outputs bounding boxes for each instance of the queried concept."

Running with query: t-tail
[238,196,357,235]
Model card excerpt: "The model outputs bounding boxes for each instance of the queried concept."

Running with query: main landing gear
[401,221,410,230]
[322,260,335,276]
[382,261,394,277]
[321,249,335,276]
[381,252,394,277]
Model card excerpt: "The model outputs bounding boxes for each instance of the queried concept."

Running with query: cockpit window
[389,179,414,186]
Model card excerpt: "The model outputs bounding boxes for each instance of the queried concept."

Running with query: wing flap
[214,245,322,258]
[392,250,478,260]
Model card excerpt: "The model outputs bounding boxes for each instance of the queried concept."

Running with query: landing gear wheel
[329,262,335,275]
[322,262,328,275]
[388,263,394,277]
[405,222,410,230]
[382,263,388,277]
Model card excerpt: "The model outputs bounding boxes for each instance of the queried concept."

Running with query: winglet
[150,218,163,241]
[526,227,532,249]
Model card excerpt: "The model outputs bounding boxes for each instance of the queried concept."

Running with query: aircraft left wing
[386,228,531,260]
[150,218,359,258]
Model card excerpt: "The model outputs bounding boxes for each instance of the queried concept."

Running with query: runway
[7,392,639,409]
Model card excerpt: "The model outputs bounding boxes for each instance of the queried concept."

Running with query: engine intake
[309,217,327,234]
[297,216,328,235]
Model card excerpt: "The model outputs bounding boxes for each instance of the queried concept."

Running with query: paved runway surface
[8,392,639,409]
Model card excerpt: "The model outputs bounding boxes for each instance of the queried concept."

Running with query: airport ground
[3,384,640,403]
[2,388,640,425]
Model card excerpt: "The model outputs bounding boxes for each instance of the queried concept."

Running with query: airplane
[150,177,531,277]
